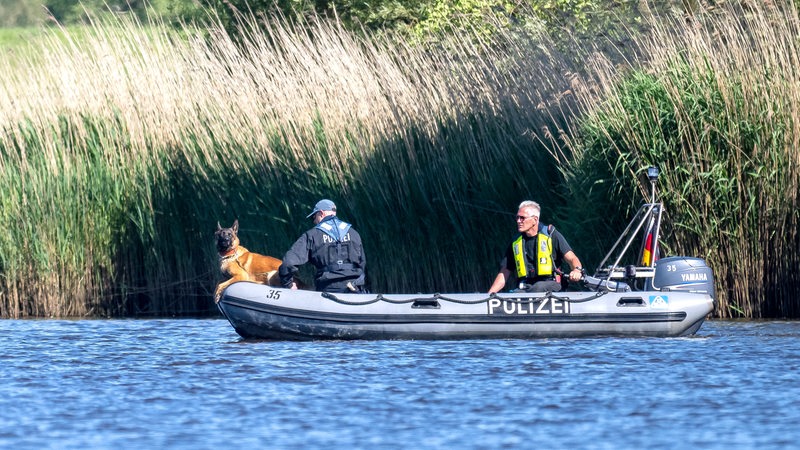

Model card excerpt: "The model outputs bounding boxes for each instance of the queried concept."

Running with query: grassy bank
[2,3,799,319]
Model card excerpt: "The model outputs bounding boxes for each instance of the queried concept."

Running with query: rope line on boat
[320,292,489,305]
[320,289,609,306]
[319,292,384,305]
[545,291,608,303]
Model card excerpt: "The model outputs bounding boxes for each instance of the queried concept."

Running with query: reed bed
[559,2,800,318]
[4,3,800,319]
[1,12,578,317]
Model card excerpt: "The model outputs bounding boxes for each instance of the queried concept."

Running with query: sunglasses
[515,215,536,221]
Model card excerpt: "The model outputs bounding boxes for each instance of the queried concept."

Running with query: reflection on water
[1,319,798,449]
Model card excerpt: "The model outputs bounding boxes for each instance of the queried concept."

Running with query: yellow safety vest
[512,226,554,279]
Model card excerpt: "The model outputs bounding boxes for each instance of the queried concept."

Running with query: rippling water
[1,319,798,449]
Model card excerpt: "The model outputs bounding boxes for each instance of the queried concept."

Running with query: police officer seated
[488,200,584,294]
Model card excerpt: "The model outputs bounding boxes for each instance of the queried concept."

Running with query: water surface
[1,319,797,449]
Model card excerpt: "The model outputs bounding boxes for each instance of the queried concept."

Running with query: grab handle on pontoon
[411,299,441,309]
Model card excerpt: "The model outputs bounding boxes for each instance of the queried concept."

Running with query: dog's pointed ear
[233,219,239,233]
[217,221,222,231]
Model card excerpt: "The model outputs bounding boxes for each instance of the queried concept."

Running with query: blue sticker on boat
[649,295,669,308]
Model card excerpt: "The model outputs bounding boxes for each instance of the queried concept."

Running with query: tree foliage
[206,0,652,41]
[0,0,47,26]
[3,0,703,50]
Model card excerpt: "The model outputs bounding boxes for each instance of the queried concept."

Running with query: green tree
[41,0,201,25]
[0,0,48,26]
[200,0,664,50]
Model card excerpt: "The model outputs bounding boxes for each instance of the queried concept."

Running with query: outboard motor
[652,256,715,299]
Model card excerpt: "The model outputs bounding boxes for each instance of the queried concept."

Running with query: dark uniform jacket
[279,216,366,292]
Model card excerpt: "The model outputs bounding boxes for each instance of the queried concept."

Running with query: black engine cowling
[652,256,715,299]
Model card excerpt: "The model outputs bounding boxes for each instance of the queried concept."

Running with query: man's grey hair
[518,200,541,217]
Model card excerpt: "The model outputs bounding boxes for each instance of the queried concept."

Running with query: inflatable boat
[218,167,715,340]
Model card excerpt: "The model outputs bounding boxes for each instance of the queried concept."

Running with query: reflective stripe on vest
[512,224,553,279]
[316,218,352,242]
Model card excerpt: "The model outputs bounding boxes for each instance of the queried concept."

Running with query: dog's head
[215,220,240,254]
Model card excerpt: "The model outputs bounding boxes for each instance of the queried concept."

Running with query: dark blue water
[1,319,798,449]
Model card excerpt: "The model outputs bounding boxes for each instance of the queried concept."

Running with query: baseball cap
[307,199,336,218]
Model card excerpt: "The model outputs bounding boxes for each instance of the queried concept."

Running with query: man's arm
[279,234,310,288]
[563,250,583,282]
[489,268,511,294]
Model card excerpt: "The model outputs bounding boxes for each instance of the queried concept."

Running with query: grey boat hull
[218,282,713,340]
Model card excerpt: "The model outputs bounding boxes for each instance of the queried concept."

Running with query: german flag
[641,229,654,266]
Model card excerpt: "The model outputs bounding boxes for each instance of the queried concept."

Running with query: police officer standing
[279,199,366,293]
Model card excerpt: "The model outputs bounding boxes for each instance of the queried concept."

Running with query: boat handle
[617,297,645,307]
[412,299,441,309]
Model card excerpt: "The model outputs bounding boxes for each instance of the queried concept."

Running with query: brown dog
[214,220,285,302]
